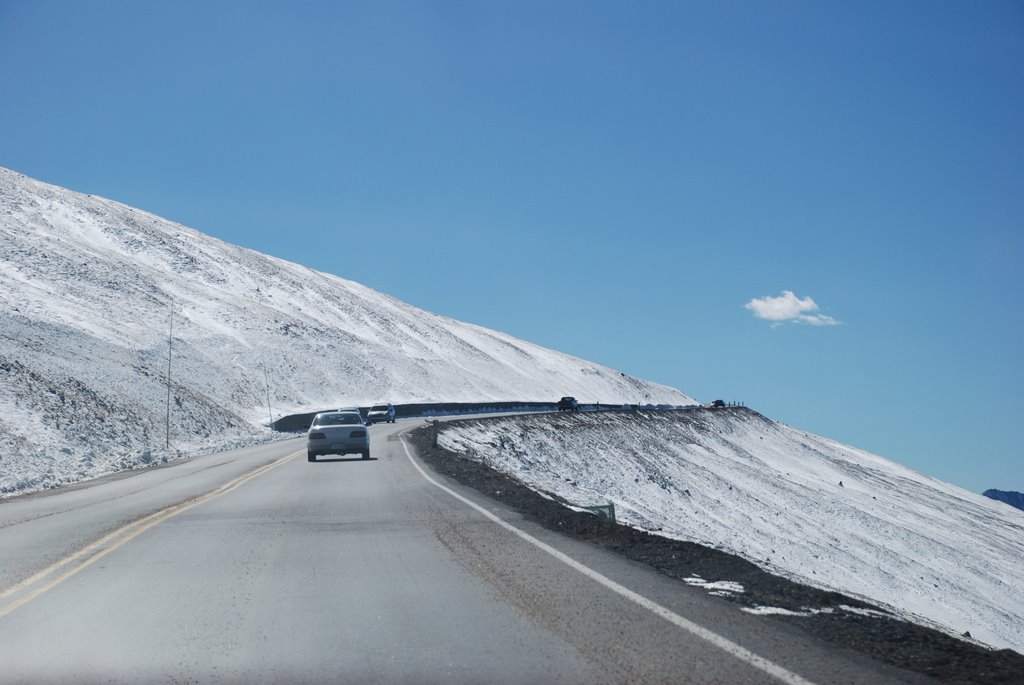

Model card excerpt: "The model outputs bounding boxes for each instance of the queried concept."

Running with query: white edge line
[399,435,816,685]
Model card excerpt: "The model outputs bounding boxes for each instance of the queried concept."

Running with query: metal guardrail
[271,401,686,432]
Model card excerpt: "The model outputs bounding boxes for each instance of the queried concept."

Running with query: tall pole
[166,300,173,449]
[263,360,273,428]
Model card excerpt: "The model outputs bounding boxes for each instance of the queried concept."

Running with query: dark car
[557,396,579,412]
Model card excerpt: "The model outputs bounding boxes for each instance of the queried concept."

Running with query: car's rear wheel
[362,450,370,460]
[307,451,316,462]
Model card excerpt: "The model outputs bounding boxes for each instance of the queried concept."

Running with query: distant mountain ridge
[0,167,693,494]
[983,489,1024,512]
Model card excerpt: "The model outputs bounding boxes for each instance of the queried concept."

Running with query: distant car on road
[307,410,370,461]
[557,396,579,412]
[367,403,396,424]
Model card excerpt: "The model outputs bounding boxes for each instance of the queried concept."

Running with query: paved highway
[0,419,923,684]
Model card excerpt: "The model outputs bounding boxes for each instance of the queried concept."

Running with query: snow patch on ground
[683,577,746,595]
[741,605,894,619]
[742,606,821,617]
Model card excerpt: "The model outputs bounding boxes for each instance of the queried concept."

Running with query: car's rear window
[313,413,361,426]
[370,405,389,411]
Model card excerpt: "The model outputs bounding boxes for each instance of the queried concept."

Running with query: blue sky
[1,1,1021,494]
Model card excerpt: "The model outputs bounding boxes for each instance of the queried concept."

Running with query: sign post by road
[583,503,616,523]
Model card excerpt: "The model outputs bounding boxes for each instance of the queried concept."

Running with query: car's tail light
[350,430,366,438]
[309,432,326,440]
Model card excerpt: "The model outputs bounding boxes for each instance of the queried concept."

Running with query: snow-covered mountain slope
[438,408,1024,655]
[0,168,693,495]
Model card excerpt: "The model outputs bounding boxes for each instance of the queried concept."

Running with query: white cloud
[745,291,840,326]
[799,313,840,326]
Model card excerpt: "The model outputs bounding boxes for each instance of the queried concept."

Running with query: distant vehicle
[367,403,396,424]
[307,411,370,461]
[558,396,579,412]
[709,399,726,408]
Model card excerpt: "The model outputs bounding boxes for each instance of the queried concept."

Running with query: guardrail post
[583,503,616,523]
[432,420,439,448]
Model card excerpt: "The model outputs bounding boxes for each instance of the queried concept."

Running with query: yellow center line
[0,448,303,617]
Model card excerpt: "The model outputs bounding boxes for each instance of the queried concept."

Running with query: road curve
[0,419,923,684]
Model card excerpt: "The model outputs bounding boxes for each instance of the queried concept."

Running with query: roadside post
[583,503,616,523]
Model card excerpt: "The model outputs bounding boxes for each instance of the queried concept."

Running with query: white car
[307,411,370,461]
[367,403,396,424]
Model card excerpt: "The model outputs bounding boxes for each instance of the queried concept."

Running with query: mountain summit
[0,168,692,493]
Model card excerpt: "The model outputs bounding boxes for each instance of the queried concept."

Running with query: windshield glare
[313,413,361,426]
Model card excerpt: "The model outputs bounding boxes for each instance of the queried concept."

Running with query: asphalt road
[0,419,926,684]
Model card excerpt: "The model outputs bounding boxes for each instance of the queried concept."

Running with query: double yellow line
[0,448,303,618]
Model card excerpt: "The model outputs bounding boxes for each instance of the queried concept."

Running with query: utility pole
[263,360,273,429]
[166,299,173,449]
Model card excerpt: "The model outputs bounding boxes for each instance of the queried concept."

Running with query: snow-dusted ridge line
[436,409,1024,655]
[0,167,693,497]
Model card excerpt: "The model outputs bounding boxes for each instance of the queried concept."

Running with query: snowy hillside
[0,168,693,495]
[438,408,1024,655]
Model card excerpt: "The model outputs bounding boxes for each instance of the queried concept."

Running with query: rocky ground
[408,425,1024,685]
